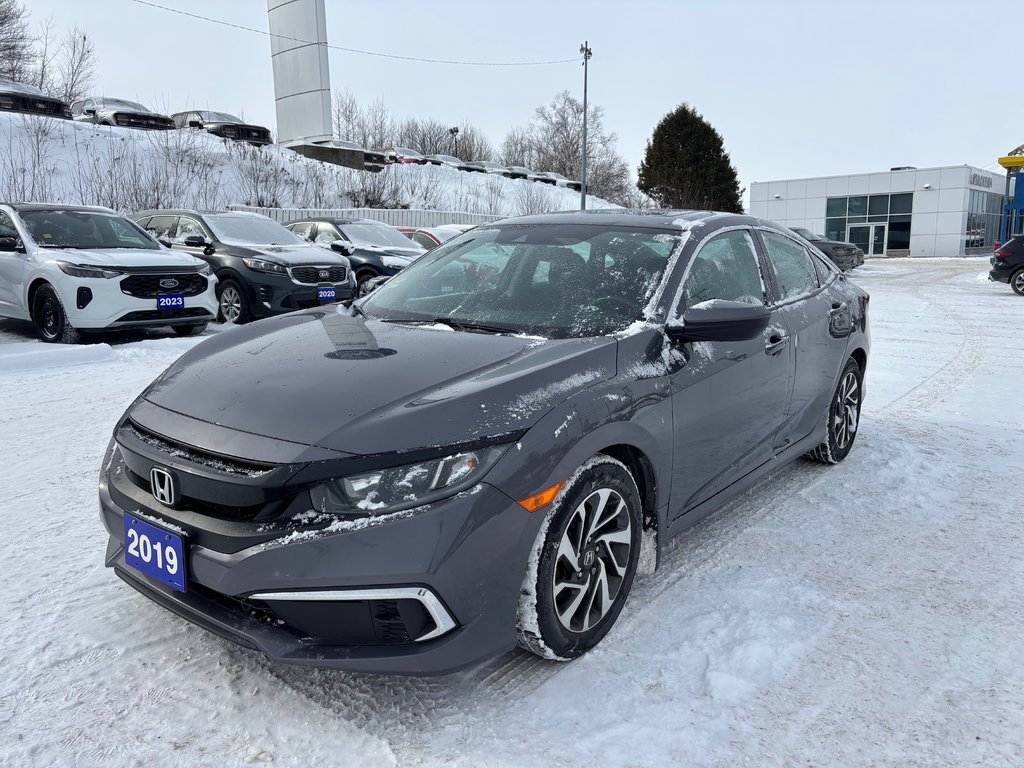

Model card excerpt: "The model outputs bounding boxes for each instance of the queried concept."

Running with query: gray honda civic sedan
[98,211,869,675]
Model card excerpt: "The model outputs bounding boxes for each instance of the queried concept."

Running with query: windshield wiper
[430,317,515,334]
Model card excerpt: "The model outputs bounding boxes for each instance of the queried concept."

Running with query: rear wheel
[517,456,642,660]
[32,284,80,344]
[808,357,863,464]
[1011,268,1024,297]
[217,280,250,325]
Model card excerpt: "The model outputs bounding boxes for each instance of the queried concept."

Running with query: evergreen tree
[637,104,743,213]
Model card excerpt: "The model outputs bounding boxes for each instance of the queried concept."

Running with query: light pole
[449,126,460,158]
[579,41,592,211]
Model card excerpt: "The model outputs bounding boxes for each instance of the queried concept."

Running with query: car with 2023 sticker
[133,210,355,324]
[98,210,868,675]
[0,204,217,342]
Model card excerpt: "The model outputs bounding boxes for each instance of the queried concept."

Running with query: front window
[339,222,423,250]
[362,223,683,339]
[199,111,241,123]
[680,230,766,309]
[761,232,820,301]
[204,214,304,246]
[97,98,148,112]
[19,209,159,250]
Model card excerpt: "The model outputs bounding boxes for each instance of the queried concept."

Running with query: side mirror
[187,120,202,128]
[83,106,96,115]
[330,239,355,257]
[665,301,771,343]
[358,275,390,297]
[157,237,173,248]
[0,236,23,253]
[183,235,210,248]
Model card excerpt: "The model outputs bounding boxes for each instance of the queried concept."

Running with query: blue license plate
[123,513,186,592]
[317,286,336,303]
[157,294,185,309]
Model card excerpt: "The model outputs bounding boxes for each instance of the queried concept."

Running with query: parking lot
[1,257,1022,767]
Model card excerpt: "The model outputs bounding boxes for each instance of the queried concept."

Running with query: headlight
[57,261,122,279]
[196,263,212,276]
[381,255,413,269]
[242,257,287,274]
[310,445,507,517]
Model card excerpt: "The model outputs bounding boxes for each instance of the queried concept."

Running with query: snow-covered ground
[1,258,1022,767]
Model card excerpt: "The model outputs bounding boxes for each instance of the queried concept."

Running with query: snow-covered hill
[0,112,614,215]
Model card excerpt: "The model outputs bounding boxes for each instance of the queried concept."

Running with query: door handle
[765,333,789,356]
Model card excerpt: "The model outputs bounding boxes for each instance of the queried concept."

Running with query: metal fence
[226,205,499,228]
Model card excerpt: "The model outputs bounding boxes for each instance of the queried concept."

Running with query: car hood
[350,243,424,259]
[814,238,858,251]
[40,247,206,269]
[224,243,350,266]
[140,309,616,457]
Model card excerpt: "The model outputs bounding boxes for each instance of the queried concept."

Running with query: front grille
[125,467,268,522]
[116,308,211,322]
[124,422,273,477]
[121,273,208,298]
[290,265,348,285]
[0,93,70,118]
[116,112,174,130]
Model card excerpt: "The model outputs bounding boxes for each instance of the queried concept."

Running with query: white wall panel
[890,170,916,192]
[848,175,870,195]
[750,183,768,202]
[913,211,938,236]
[826,176,850,196]
[933,233,964,257]
[938,187,967,213]
[913,190,940,214]
[909,233,936,257]
[869,173,891,194]
[936,210,967,234]
[940,166,969,189]
[786,180,808,199]
[806,178,827,199]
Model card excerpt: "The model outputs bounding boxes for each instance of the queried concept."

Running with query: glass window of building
[848,196,868,216]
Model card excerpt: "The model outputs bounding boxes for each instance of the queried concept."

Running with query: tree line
[0,0,97,104]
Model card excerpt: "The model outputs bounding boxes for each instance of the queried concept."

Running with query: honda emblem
[150,466,176,506]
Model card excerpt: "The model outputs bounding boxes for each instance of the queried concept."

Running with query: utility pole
[449,126,460,158]
[579,41,592,211]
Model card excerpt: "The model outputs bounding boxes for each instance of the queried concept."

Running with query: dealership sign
[970,173,993,189]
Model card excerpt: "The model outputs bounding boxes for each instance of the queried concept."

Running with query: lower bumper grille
[116,308,211,322]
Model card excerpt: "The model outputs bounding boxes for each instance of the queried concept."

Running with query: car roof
[483,209,755,230]
[284,217,384,226]
[4,203,118,214]
[133,209,248,218]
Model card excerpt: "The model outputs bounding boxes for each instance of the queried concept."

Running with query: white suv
[0,204,218,343]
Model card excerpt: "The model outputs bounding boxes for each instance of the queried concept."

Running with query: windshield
[362,223,682,339]
[793,227,825,241]
[19,209,159,250]
[340,222,424,250]
[200,111,242,123]
[205,214,304,246]
[99,98,149,112]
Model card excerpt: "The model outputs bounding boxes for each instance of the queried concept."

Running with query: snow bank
[0,341,116,373]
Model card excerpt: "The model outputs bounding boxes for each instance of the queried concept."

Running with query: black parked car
[98,210,869,675]
[0,79,71,119]
[71,97,174,130]
[171,110,272,146]
[990,235,1024,295]
[133,210,354,323]
[789,227,864,271]
[284,217,425,287]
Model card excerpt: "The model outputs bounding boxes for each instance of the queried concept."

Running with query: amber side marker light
[517,481,565,512]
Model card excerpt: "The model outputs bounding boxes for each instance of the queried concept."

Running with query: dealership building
[749,165,1008,257]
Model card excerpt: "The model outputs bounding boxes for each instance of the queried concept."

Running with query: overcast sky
[24,0,1021,203]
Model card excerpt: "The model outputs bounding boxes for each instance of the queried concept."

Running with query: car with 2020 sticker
[0,204,217,342]
[133,210,355,324]
[97,210,868,675]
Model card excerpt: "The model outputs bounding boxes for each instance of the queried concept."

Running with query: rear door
[668,228,794,517]
[756,229,850,450]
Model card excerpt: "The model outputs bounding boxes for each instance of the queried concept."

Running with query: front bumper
[243,271,356,319]
[99,449,542,675]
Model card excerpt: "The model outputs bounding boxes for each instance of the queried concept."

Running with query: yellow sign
[997,156,1024,169]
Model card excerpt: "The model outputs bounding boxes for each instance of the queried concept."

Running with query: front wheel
[217,279,250,325]
[517,456,642,660]
[32,284,81,344]
[807,357,863,464]
[1011,268,1024,297]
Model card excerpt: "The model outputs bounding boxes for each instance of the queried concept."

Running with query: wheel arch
[850,346,868,375]
[26,277,51,313]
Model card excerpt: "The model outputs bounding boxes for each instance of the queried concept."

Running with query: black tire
[171,323,207,337]
[217,279,250,325]
[355,268,380,288]
[807,357,863,464]
[31,284,81,344]
[517,456,642,661]
[1011,268,1024,297]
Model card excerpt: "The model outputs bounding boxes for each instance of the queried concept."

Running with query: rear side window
[144,215,176,239]
[761,231,820,301]
[290,222,315,241]
[0,211,18,239]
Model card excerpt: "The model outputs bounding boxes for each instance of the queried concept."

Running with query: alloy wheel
[833,370,860,450]
[551,487,633,633]
[219,285,242,323]
[1013,270,1024,295]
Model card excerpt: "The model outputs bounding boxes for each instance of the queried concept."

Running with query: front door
[668,228,793,519]
[0,210,26,316]
[848,223,886,257]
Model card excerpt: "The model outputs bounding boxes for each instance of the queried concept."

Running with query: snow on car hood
[44,247,207,269]
[141,309,616,456]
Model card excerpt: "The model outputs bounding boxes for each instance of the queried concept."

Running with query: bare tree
[332,88,361,142]
[502,90,631,204]
[454,124,495,162]
[0,0,34,82]
[30,16,58,93]
[55,26,95,103]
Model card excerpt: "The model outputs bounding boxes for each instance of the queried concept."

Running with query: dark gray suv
[98,211,870,675]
